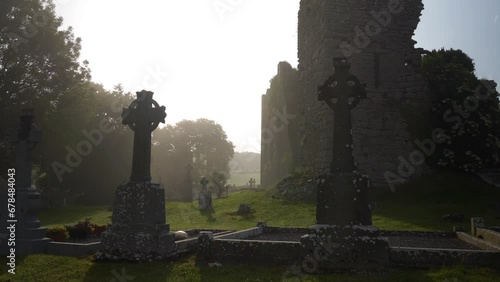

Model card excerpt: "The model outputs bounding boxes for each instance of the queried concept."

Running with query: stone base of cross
[99,181,176,261]
[316,171,372,226]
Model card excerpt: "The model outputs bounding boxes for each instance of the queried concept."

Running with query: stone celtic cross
[318,57,366,173]
[122,90,166,182]
[316,58,371,226]
[12,109,41,189]
[200,177,209,190]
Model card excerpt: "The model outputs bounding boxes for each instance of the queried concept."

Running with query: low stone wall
[196,224,500,272]
[390,247,500,269]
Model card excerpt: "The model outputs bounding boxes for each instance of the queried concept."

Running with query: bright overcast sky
[54,0,499,153]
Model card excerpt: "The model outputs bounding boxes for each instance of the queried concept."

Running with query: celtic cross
[318,58,366,173]
[122,90,166,182]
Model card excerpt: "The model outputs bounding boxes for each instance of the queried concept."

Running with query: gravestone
[316,58,371,226]
[182,163,194,202]
[100,91,176,261]
[0,109,50,255]
[249,178,256,189]
[198,177,212,210]
[301,58,388,272]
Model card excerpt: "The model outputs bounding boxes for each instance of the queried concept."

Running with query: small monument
[300,58,388,272]
[198,177,212,210]
[316,57,371,226]
[100,90,176,261]
[1,109,50,255]
[248,178,256,189]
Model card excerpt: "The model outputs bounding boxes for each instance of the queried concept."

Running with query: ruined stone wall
[261,62,300,188]
[297,0,433,183]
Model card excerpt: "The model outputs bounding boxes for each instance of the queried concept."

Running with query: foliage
[0,0,137,205]
[271,166,316,203]
[419,48,500,172]
[90,222,107,236]
[45,226,69,242]
[211,171,227,198]
[152,119,235,200]
[64,217,101,240]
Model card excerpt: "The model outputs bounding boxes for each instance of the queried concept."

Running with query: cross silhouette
[318,57,366,173]
[122,90,166,182]
[200,177,209,186]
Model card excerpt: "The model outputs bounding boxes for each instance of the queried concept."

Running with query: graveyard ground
[1,171,500,281]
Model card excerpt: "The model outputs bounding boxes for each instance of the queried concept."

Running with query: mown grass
[2,171,500,281]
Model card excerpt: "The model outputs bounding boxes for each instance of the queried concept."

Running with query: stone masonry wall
[261,62,301,188]
[297,0,433,183]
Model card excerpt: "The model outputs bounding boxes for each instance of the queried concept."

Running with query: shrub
[46,226,69,242]
[419,48,500,172]
[272,167,317,202]
[90,223,107,236]
[65,218,94,239]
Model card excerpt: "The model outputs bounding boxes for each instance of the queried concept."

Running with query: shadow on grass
[199,208,216,223]
[372,171,500,232]
[83,260,174,282]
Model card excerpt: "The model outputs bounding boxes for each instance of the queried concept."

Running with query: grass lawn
[2,171,500,281]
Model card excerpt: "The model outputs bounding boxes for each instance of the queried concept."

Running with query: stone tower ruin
[261,0,433,187]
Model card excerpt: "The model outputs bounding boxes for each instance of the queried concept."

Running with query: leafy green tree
[0,0,92,182]
[420,48,500,172]
[152,119,234,200]
[0,0,140,205]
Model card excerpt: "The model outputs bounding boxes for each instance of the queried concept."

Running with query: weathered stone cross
[316,57,371,226]
[122,90,166,182]
[318,57,366,173]
[200,177,209,191]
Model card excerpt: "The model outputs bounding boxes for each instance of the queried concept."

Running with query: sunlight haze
[54,0,499,153]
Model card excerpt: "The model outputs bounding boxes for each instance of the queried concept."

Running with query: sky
[53,0,499,153]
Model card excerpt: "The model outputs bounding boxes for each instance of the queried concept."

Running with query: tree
[0,1,141,205]
[420,48,500,172]
[0,0,92,183]
[152,119,235,200]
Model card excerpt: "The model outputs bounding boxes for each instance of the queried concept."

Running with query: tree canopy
[152,119,235,200]
[420,48,500,172]
[0,0,235,205]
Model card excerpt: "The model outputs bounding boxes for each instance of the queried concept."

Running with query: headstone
[471,217,485,236]
[1,109,50,255]
[198,177,212,210]
[237,204,251,215]
[99,91,176,261]
[316,57,372,226]
[249,178,256,189]
[305,58,388,272]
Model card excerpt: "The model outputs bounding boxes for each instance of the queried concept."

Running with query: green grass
[3,171,500,281]
[373,171,500,232]
[1,255,499,282]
